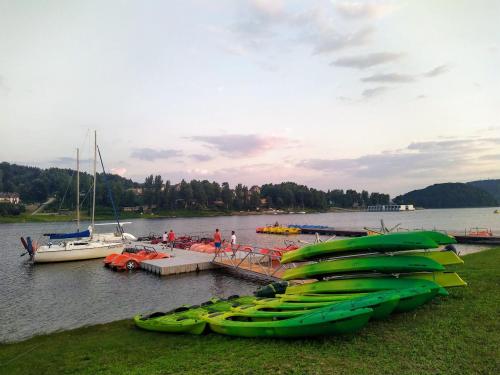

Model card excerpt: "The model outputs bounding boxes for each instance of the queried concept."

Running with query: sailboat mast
[76,148,80,231]
[91,131,97,234]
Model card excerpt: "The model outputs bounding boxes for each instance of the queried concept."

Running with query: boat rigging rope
[57,170,75,213]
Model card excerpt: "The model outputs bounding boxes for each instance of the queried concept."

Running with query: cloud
[332,52,403,69]
[359,63,450,85]
[224,2,376,60]
[297,138,500,182]
[362,86,390,98]
[248,0,286,18]
[50,157,93,168]
[110,167,127,176]
[361,73,415,83]
[479,154,500,161]
[130,148,182,161]
[188,134,288,157]
[313,27,374,54]
[0,75,10,94]
[423,64,451,77]
[190,154,214,162]
[335,1,394,19]
[153,162,299,188]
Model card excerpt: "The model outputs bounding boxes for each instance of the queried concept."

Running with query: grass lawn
[0,250,499,375]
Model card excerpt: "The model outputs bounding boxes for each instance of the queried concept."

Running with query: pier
[140,248,219,276]
[212,246,290,281]
[297,227,367,237]
[139,244,289,280]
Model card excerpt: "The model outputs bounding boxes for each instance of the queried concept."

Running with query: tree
[143,175,154,208]
[233,183,245,210]
[250,190,261,209]
[221,182,233,210]
[153,175,163,207]
[179,180,193,208]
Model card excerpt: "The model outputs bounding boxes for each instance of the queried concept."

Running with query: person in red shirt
[213,228,222,252]
[167,229,175,252]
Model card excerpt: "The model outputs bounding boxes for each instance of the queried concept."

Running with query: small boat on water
[466,227,493,237]
[20,131,130,263]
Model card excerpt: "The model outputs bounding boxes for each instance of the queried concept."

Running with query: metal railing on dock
[212,245,294,280]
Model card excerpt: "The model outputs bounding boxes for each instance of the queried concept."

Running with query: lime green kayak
[284,277,448,296]
[202,307,373,338]
[399,271,467,288]
[411,231,457,245]
[281,232,446,264]
[394,287,439,313]
[400,250,463,266]
[275,293,369,302]
[134,296,257,334]
[232,291,401,321]
[282,255,444,280]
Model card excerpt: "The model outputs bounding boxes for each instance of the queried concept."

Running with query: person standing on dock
[162,231,168,244]
[214,229,222,253]
[167,229,176,252]
[230,230,237,258]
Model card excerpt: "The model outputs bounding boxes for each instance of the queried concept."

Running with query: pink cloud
[111,167,127,176]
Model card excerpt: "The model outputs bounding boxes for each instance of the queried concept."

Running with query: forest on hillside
[0,162,391,215]
[394,182,498,208]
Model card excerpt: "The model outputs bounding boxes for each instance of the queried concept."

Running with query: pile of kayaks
[256,226,301,235]
[134,231,466,338]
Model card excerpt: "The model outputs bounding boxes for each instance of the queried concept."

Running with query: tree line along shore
[0,162,390,219]
[2,162,499,222]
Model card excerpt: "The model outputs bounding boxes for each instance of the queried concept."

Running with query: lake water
[1,208,498,342]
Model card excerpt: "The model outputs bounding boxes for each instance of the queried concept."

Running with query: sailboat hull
[34,242,124,263]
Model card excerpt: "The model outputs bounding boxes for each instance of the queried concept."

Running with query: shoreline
[0,249,498,374]
[0,208,352,224]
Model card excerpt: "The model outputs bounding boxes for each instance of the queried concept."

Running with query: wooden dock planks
[141,248,219,276]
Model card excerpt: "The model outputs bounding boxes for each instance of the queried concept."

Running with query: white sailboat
[22,131,126,262]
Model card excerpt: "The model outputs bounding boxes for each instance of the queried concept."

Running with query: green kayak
[410,231,457,245]
[400,250,463,266]
[282,255,445,280]
[280,232,447,264]
[399,271,467,288]
[264,276,448,297]
[275,293,369,302]
[134,296,257,334]
[394,287,439,313]
[232,291,402,321]
[202,307,373,338]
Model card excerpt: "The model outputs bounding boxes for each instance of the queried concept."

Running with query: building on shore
[0,192,20,204]
[367,204,415,212]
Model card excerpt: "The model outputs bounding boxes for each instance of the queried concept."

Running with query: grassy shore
[0,210,236,224]
[0,208,326,224]
[1,250,499,375]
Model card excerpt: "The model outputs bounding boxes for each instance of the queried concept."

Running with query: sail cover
[44,230,91,240]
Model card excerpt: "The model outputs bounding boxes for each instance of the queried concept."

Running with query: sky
[1,0,499,196]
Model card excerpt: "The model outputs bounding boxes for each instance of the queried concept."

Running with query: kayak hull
[282,255,445,280]
[204,307,373,338]
[281,232,447,264]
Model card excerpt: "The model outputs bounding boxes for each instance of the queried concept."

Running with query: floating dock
[141,248,219,276]
[297,227,367,237]
[452,235,500,245]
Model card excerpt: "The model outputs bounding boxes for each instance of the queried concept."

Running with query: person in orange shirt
[167,229,176,252]
[213,228,222,252]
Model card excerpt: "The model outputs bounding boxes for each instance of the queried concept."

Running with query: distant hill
[393,182,498,208]
[468,179,500,203]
